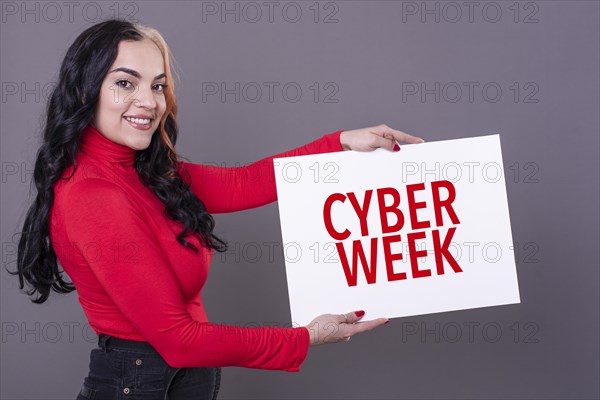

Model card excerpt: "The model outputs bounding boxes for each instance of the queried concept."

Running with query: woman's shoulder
[50,170,135,239]
[53,166,133,213]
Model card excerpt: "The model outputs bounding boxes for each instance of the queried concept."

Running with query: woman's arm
[61,179,309,371]
[177,124,424,214]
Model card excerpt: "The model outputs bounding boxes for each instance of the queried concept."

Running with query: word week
[323,180,463,287]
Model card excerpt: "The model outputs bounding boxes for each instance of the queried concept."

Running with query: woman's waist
[97,333,159,354]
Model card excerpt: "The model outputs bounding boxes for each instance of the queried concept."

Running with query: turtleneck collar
[79,124,137,167]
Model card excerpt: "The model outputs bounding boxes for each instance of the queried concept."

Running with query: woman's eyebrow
[109,67,165,80]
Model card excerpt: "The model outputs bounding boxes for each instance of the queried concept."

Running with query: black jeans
[76,334,221,400]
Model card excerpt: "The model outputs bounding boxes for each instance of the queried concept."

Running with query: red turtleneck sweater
[49,124,343,371]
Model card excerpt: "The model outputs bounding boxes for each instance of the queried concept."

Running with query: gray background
[1,1,598,399]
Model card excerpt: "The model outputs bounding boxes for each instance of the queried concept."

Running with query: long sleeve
[177,130,344,213]
[60,178,309,371]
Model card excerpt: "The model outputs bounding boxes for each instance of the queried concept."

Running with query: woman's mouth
[124,116,153,130]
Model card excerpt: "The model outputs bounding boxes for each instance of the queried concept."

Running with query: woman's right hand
[305,311,389,345]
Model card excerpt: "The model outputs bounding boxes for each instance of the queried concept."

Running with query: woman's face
[92,39,167,150]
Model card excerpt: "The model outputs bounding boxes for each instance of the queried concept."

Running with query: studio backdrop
[1,1,598,399]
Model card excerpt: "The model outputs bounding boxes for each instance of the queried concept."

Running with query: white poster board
[274,135,520,326]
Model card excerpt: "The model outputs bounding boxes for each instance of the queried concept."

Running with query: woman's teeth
[125,117,151,124]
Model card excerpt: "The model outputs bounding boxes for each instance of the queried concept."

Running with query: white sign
[274,135,520,326]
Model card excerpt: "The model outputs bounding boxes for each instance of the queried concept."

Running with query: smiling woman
[10,18,421,400]
[94,39,168,150]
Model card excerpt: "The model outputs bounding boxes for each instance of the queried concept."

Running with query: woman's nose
[133,86,157,110]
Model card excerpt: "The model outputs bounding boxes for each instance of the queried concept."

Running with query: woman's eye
[115,80,133,89]
[153,83,168,93]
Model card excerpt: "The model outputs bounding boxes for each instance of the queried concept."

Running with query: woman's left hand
[339,124,425,152]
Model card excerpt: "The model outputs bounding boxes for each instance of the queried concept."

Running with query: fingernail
[393,144,400,152]
[384,320,390,325]
[420,139,425,143]
[355,310,365,317]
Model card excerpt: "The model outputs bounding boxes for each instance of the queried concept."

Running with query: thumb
[344,310,366,324]
[369,134,396,151]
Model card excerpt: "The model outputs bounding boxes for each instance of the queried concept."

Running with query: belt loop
[98,334,110,352]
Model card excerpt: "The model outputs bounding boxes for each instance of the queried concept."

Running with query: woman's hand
[340,124,425,152]
[305,310,389,345]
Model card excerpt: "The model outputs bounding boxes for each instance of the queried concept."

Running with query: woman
[11,19,424,399]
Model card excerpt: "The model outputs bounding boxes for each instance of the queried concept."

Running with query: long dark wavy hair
[8,19,227,304]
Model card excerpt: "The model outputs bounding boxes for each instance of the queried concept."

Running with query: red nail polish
[393,144,400,152]
[355,310,365,317]
[384,320,390,325]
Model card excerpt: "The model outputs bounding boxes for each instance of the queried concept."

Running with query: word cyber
[323,180,463,287]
